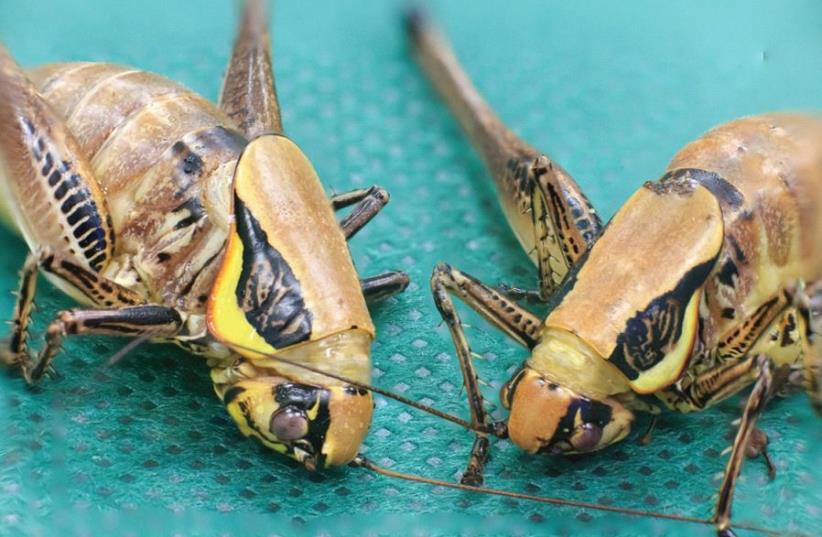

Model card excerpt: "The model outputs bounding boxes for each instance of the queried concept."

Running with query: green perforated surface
[2,1,822,536]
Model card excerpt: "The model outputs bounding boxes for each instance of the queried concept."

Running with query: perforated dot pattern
[1,1,822,536]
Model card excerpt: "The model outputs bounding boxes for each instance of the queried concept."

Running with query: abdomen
[29,63,248,310]
[667,113,822,343]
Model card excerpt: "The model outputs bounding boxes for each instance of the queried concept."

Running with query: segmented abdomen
[30,63,248,310]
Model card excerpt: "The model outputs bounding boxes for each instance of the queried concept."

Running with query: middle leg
[331,185,390,240]
[331,186,410,302]
[661,289,814,536]
[360,271,410,303]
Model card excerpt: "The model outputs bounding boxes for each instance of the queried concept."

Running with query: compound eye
[573,422,603,452]
[269,407,309,441]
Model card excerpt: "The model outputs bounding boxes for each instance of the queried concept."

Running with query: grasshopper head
[220,373,373,469]
[500,366,634,455]
[205,134,377,469]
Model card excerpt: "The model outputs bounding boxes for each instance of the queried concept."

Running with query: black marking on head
[223,385,246,406]
[538,396,613,453]
[234,195,312,348]
[610,257,717,379]
[237,398,268,443]
[273,383,332,465]
[659,168,744,210]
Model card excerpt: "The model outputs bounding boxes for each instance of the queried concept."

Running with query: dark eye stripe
[548,397,613,447]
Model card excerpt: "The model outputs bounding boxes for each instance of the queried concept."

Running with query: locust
[0,0,412,471]
[402,9,822,537]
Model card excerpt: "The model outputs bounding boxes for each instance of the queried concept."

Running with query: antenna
[353,456,792,537]
[178,341,796,536]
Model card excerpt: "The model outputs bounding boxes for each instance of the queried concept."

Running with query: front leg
[331,186,390,240]
[330,187,410,301]
[360,271,410,303]
[430,262,541,485]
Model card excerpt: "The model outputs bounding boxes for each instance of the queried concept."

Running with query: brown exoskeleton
[404,9,822,537]
[0,0,410,471]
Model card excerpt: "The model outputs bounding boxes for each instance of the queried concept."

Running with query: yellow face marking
[306,396,321,421]
[224,389,287,456]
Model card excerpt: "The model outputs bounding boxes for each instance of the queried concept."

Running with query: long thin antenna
[104,334,151,367]
[215,342,800,536]
[352,456,790,537]
[224,341,493,435]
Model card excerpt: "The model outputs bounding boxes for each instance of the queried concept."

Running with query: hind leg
[219,0,281,137]
[804,282,822,414]
[1,249,181,384]
[0,45,115,271]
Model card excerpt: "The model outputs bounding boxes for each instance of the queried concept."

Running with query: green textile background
[2,1,822,536]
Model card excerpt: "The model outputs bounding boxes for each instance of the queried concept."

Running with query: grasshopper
[0,3,812,535]
[0,0,411,471]
[404,10,822,537]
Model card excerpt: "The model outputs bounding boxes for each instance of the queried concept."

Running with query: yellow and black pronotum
[405,10,822,537]
[0,0,410,471]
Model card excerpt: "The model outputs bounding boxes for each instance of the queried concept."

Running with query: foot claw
[460,471,484,487]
